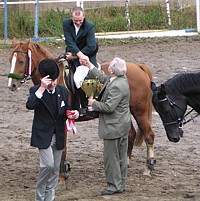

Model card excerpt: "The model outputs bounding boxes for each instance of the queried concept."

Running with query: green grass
[0,3,197,40]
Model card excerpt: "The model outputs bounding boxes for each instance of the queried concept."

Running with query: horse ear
[12,37,18,47]
[27,38,31,45]
[26,38,32,49]
[150,82,157,91]
[158,84,167,99]
[160,84,166,92]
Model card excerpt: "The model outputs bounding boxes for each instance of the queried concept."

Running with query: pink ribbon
[66,110,77,134]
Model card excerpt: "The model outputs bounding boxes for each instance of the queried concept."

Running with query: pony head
[7,37,53,91]
[151,82,185,142]
[8,38,33,91]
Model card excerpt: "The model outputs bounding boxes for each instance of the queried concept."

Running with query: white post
[166,0,171,26]
[76,1,84,8]
[196,0,200,32]
[125,0,130,28]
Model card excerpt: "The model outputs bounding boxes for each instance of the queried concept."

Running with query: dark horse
[151,72,200,143]
[8,38,156,183]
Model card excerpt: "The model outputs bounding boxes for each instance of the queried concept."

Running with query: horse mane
[30,42,54,58]
[165,72,200,94]
[13,39,54,59]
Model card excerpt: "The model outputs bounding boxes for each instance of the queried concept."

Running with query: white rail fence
[1,0,131,41]
[0,0,199,41]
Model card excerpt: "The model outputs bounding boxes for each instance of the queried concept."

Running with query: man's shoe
[118,189,125,193]
[101,189,123,196]
[101,190,116,195]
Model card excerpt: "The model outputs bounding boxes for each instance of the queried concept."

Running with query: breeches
[73,65,89,89]
[103,134,128,192]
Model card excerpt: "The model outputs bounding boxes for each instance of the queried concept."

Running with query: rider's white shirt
[74,25,80,35]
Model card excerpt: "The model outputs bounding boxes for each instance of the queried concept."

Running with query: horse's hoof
[58,178,66,186]
[64,173,69,180]
[57,183,67,191]
[146,158,156,171]
[143,167,151,177]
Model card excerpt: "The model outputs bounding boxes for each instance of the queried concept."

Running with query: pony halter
[8,49,32,83]
[158,95,184,128]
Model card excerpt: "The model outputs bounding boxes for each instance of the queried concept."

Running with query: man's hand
[80,59,94,69]
[67,110,79,119]
[66,52,78,60]
[36,75,52,94]
[40,75,52,89]
[88,98,96,106]
[77,51,89,61]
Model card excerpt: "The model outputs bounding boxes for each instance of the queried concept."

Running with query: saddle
[58,55,102,120]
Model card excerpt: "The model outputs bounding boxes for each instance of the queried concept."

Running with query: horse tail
[134,64,153,147]
[134,128,144,147]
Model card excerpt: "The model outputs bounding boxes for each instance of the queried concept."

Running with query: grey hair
[110,57,127,76]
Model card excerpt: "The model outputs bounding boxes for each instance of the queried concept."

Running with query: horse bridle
[8,49,33,84]
[158,95,199,129]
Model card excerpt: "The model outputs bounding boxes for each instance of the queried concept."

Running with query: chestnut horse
[7,38,155,185]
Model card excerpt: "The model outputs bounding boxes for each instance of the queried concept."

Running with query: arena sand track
[1,38,200,201]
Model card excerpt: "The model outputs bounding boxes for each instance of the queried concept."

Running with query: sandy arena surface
[1,37,200,201]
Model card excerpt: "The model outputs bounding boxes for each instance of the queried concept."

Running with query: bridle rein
[158,95,199,129]
[8,49,32,84]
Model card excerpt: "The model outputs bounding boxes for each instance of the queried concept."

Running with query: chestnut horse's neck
[29,43,54,85]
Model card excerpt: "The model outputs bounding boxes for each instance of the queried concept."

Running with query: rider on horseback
[62,6,99,115]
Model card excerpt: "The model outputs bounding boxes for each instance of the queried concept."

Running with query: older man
[82,57,131,195]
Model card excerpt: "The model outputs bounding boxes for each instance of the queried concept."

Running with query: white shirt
[74,25,80,35]
[110,76,117,83]
[35,89,55,99]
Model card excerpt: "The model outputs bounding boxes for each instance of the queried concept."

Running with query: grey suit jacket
[90,68,131,139]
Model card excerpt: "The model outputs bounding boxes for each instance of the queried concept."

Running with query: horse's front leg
[143,127,156,177]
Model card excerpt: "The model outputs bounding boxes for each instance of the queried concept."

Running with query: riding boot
[76,88,88,116]
[68,60,76,73]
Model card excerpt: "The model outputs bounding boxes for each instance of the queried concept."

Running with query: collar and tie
[47,89,55,94]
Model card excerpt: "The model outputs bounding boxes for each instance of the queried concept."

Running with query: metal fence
[1,0,131,41]
[0,0,198,41]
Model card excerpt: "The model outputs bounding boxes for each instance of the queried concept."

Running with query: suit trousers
[35,135,62,201]
[103,134,128,192]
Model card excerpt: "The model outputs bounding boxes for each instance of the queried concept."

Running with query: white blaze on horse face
[8,52,17,87]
